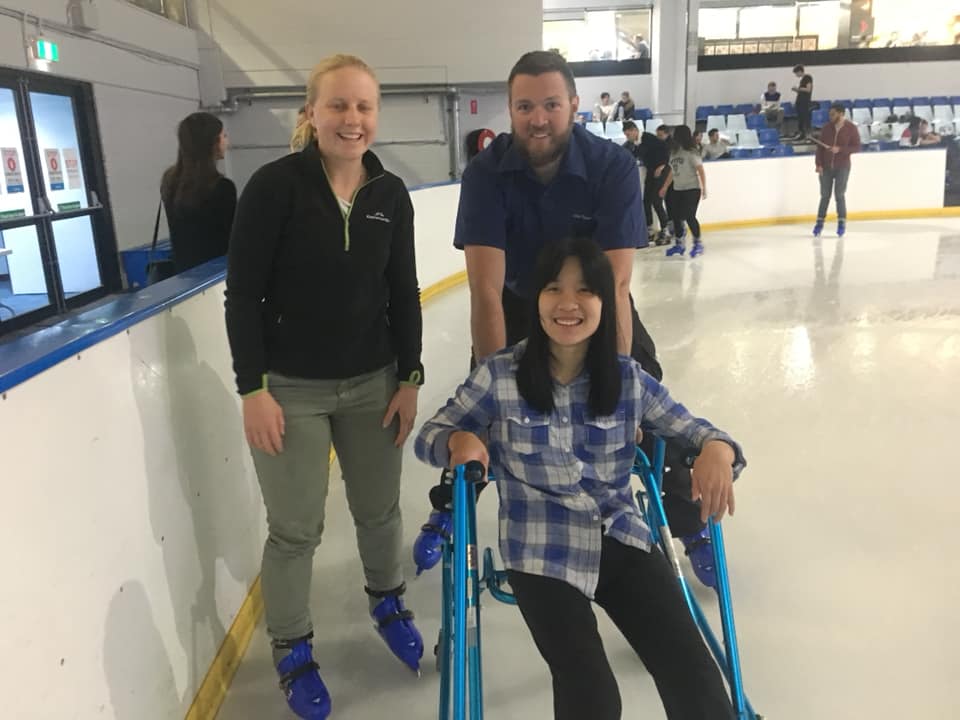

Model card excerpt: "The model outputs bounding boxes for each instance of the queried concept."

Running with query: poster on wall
[2,148,24,193]
[62,148,81,190]
[44,148,64,191]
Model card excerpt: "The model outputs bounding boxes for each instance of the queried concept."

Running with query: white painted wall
[693,60,960,108]
[192,0,541,92]
[0,286,265,720]
[696,149,946,224]
[224,92,454,194]
[0,1,202,251]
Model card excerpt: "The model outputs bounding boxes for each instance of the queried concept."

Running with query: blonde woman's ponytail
[290,111,314,152]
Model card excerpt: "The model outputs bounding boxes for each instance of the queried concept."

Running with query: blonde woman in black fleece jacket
[225,54,424,720]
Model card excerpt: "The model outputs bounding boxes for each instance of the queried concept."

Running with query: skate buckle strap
[684,536,711,556]
[271,631,314,651]
[375,608,415,629]
[365,582,407,600]
[420,522,451,540]
[278,660,320,691]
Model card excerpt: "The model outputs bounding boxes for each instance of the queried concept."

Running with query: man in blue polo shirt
[414,51,720,588]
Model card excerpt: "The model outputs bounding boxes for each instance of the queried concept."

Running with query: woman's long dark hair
[906,116,923,146]
[161,112,223,208]
[671,124,697,152]
[516,237,622,418]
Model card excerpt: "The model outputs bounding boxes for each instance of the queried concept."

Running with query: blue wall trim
[0,259,227,394]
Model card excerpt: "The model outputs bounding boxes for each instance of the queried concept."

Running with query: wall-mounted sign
[44,149,64,191]
[62,148,82,190]
[2,148,24,193]
[35,39,60,62]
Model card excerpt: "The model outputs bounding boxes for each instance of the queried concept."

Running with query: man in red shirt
[813,102,861,237]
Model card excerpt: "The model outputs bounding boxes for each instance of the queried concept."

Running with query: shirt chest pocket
[504,413,552,457]
[581,412,630,459]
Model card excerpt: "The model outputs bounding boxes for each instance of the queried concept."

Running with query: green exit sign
[35,39,59,62]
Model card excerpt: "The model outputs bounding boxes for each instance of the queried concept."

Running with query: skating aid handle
[462,460,487,485]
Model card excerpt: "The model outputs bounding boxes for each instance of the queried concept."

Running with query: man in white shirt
[761,81,784,131]
[594,92,616,123]
[701,129,731,160]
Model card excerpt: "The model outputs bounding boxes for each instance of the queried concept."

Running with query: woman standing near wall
[160,112,236,273]
[224,54,425,720]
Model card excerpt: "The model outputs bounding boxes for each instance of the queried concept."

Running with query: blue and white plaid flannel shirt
[414,342,746,599]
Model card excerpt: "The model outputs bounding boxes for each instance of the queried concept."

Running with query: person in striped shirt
[415,236,745,720]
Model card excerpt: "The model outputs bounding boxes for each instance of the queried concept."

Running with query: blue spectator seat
[781,101,796,118]
[636,107,653,121]
[853,99,872,108]
[716,104,736,116]
[812,108,830,127]
[910,96,931,107]
[735,103,755,115]
[696,105,715,120]
[746,115,767,129]
[758,128,779,146]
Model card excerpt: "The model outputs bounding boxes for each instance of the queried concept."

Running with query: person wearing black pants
[664,125,708,262]
[509,537,734,720]
[622,120,672,244]
[792,64,814,139]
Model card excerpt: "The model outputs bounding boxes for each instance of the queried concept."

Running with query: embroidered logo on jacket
[366,211,391,223]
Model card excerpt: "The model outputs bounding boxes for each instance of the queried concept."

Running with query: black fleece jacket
[225,144,424,395]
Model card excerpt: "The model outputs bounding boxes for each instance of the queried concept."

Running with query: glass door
[29,89,102,300]
[0,70,119,336]
[0,80,56,327]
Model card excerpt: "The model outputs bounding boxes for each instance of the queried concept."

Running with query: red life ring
[465,128,497,160]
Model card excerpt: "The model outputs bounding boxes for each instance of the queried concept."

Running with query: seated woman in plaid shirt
[414,236,745,720]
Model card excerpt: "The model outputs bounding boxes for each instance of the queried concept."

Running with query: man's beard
[512,121,574,169]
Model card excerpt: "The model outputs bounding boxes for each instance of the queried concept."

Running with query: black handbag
[145,201,176,285]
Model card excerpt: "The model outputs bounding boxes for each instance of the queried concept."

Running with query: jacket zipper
[323,164,385,252]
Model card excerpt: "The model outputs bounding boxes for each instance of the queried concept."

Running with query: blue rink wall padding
[0,258,227,394]
[119,239,173,289]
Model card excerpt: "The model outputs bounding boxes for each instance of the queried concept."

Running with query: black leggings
[508,537,734,720]
[668,188,701,240]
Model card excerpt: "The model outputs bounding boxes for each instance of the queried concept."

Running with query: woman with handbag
[224,53,425,720]
[160,112,236,274]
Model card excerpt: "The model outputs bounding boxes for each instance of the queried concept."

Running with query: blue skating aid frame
[437,440,762,719]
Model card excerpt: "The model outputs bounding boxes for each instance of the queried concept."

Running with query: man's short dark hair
[622,120,638,132]
[793,64,805,73]
[708,128,719,136]
[601,92,610,100]
[508,51,577,98]
[830,102,846,113]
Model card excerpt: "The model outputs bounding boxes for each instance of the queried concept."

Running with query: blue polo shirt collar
[497,127,588,181]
